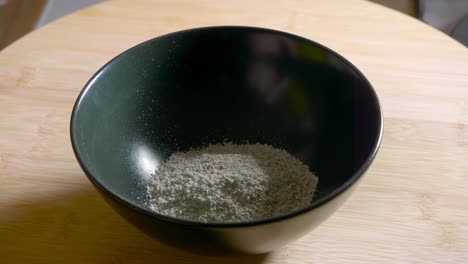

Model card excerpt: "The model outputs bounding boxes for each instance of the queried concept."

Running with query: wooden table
[1,0,467,263]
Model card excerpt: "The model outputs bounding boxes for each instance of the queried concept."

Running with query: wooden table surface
[1,0,467,263]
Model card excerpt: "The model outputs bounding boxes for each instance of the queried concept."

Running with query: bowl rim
[70,25,384,228]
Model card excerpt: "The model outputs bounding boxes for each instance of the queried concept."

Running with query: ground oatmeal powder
[147,143,318,223]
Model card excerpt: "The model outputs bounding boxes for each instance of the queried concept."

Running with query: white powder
[147,143,318,223]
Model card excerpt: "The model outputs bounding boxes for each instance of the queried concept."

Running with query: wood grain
[0,0,467,263]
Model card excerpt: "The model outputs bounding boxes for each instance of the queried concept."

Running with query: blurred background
[0,0,467,50]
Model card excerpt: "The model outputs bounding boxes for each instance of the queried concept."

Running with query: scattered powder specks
[147,143,318,223]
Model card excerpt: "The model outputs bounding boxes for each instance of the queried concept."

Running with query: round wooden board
[0,0,467,263]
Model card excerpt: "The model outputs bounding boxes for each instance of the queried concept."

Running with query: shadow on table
[0,179,269,263]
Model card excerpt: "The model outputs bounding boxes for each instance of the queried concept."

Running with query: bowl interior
[72,27,382,223]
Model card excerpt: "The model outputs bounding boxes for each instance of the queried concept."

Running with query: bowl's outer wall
[72,27,382,253]
[101,175,360,254]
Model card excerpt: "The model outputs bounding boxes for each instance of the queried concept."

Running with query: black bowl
[71,26,383,254]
